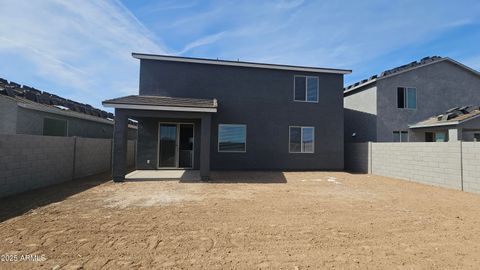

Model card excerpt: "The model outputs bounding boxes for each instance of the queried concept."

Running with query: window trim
[42,117,68,137]
[293,75,319,103]
[397,86,417,110]
[289,126,315,153]
[217,124,247,153]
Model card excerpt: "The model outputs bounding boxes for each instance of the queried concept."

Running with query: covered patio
[103,95,218,181]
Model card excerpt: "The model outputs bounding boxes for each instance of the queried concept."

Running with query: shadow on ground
[0,172,112,223]
[207,171,288,184]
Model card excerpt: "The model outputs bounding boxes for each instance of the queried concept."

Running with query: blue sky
[0,0,479,110]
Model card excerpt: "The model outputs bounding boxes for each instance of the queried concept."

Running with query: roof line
[409,121,459,129]
[16,100,114,125]
[409,111,480,129]
[103,103,217,113]
[344,57,480,94]
[132,53,352,75]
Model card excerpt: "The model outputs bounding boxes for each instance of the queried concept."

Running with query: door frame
[157,122,195,169]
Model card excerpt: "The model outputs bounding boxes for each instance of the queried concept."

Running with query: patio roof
[102,95,218,113]
[409,105,480,129]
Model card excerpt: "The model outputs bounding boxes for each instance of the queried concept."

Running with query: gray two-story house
[344,56,480,142]
[103,53,351,181]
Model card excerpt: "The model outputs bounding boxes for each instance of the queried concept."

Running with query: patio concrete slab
[125,170,200,181]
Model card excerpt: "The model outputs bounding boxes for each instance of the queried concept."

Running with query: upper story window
[294,75,318,103]
[43,118,67,137]
[397,87,416,109]
[218,124,246,152]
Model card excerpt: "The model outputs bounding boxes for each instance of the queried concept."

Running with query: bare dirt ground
[2,171,480,269]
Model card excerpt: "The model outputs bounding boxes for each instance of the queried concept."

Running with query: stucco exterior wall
[376,61,480,142]
[138,60,345,170]
[16,107,115,138]
[0,96,18,134]
[136,117,201,170]
[344,85,378,143]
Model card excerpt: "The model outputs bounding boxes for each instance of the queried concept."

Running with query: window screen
[218,124,246,152]
[43,118,67,136]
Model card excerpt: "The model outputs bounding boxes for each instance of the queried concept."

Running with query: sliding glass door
[158,123,194,169]
[158,124,177,168]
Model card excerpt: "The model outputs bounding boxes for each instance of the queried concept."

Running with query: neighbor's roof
[344,56,480,95]
[103,95,218,113]
[132,53,352,75]
[0,78,122,125]
[409,105,480,129]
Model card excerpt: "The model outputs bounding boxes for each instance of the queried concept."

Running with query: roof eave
[409,121,459,129]
[132,53,352,75]
[344,79,377,94]
[103,102,217,113]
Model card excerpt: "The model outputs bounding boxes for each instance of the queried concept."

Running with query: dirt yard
[2,171,480,269]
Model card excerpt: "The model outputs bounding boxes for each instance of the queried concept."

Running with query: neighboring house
[409,106,480,142]
[344,56,480,142]
[0,78,137,139]
[103,53,351,181]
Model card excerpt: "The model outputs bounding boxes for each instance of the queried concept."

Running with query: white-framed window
[393,131,408,142]
[397,87,417,109]
[289,126,315,153]
[218,124,246,152]
[294,75,318,102]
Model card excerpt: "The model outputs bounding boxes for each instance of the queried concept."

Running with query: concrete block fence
[345,142,480,194]
[0,134,136,198]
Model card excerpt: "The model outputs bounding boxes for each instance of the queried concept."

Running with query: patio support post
[112,109,128,182]
[200,114,212,180]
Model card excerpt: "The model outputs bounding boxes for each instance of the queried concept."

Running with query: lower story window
[43,118,67,136]
[289,126,314,153]
[425,132,447,142]
[218,124,246,152]
[474,133,480,142]
[393,131,408,142]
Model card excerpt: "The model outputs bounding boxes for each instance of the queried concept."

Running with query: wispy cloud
[0,0,165,108]
[146,0,480,81]
[0,0,479,108]
[176,31,226,55]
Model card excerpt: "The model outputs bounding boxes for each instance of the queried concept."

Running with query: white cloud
[176,31,226,55]
[0,0,165,108]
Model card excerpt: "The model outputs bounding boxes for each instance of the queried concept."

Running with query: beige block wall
[346,142,480,193]
[0,134,137,198]
[371,142,462,190]
[462,142,480,193]
[74,137,112,179]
